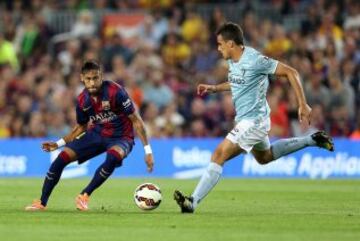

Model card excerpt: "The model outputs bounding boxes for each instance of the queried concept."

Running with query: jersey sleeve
[254,55,278,75]
[115,88,135,116]
[76,102,89,125]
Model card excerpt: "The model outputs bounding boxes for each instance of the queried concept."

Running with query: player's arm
[42,99,89,152]
[42,123,87,152]
[128,112,154,173]
[62,124,87,143]
[197,82,231,96]
[116,86,153,172]
[274,62,312,124]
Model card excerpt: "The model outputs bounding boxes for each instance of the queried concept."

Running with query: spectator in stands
[304,70,330,109]
[350,114,360,140]
[317,13,343,53]
[264,24,292,58]
[71,10,96,38]
[161,33,191,66]
[181,9,207,42]
[46,112,70,138]
[102,33,133,71]
[189,42,218,74]
[141,102,161,138]
[155,101,185,137]
[343,1,360,30]
[27,111,46,137]
[58,39,81,75]
[143,70,174,109]
[0,0,359,139]
[329,106,352,137]
[328,73,355,119]
[208,7,226,46]
[0,32,18,71]
[301,6,321,36]
[0,112,11,138]
[190,118,208,138]
[138,15,160,49]
[268,90,289,138]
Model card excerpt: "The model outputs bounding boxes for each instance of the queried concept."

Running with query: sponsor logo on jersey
[89,111,117,123]
[228,69,246,85]
[229,74,246,85]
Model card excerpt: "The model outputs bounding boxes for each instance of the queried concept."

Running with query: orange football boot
[75,193,90,211]
[25,200,46,211]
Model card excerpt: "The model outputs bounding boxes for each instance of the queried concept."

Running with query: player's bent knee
[255,157,269,165]
[60,148,77,163]
[107,147,125,167]
[254,152,273,165]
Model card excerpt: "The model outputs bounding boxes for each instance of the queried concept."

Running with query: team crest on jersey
[102,101,110,111]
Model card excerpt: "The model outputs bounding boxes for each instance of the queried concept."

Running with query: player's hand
[197,84,216,96]
[298,104,312,125]
[145,154,154,173]
[41,142,58,152]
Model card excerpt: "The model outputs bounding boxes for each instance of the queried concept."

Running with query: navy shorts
[65,131,134,165]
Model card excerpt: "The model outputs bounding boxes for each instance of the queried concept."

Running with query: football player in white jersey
[174,22,334,213]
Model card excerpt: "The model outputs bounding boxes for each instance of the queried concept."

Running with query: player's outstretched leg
[76,149,123,211]
[174,139,242,213]
[174,162,224,213]
[271,130,334,160]
[25,151,73,211]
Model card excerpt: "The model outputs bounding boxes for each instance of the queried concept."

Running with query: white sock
[191,162,223,209]
[271,135,315,160]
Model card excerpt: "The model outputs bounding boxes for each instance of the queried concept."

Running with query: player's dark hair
[216,22,244,45]
[81,60,101,74]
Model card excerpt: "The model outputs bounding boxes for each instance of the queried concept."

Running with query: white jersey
[227,46,278,122]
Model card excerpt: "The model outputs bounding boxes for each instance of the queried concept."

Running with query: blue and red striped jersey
[76,80,135,139]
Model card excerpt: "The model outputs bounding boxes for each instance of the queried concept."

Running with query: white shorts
[226,118,271,153]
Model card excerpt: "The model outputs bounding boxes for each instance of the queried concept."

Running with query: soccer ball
[134,183,162,210]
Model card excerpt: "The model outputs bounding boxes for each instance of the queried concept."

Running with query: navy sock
[40,152,71,206]
[81,151,122,196]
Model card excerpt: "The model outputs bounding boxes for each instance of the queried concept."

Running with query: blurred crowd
[0,0,359,139]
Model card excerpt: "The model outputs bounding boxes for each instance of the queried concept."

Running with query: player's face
[81,70,103,95]
[217,35,232,60]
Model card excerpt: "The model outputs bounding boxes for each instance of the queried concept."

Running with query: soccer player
[25,60,154,211]
[174,22,334,213]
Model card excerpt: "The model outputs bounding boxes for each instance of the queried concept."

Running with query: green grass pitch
[0,178,359,241]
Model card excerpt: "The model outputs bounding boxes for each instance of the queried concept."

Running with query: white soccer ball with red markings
[134,183,162,210]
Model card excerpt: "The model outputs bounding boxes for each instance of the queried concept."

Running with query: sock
[191,162,223,209]
[81,150,122,196]
[40,151,71,206]
[271,135,315,160]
